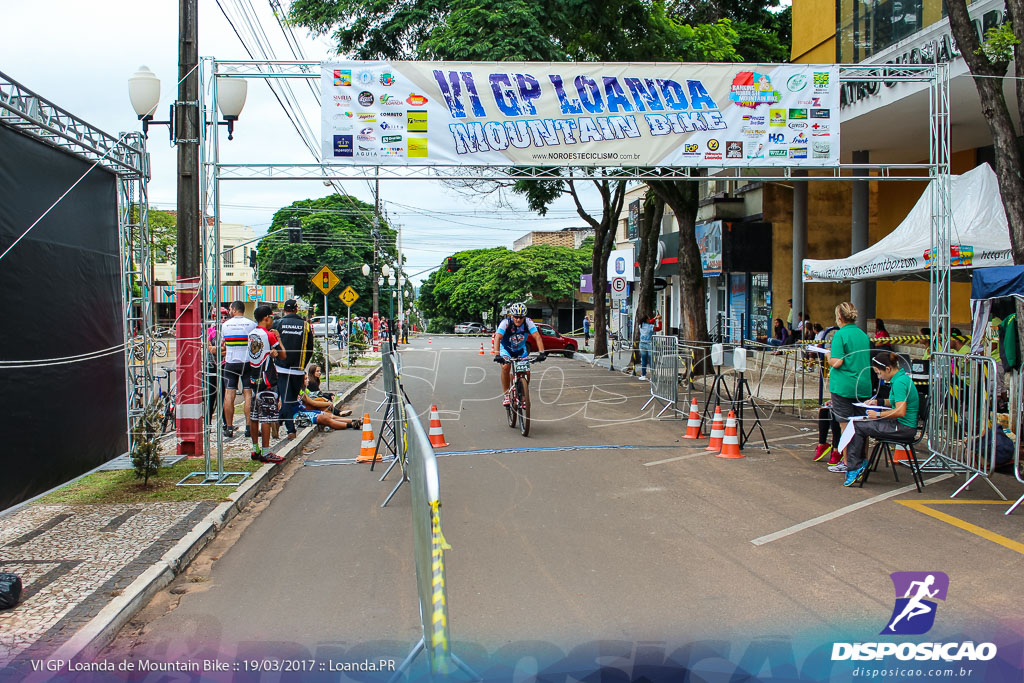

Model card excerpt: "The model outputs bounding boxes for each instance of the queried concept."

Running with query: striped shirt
[221,315,256,364]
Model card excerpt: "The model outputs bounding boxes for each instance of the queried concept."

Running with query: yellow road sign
[339,286,359,307]
[312,265,340,295]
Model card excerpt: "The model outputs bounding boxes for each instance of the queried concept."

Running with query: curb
[46,363,384,665]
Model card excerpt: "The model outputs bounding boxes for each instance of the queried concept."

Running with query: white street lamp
[128,65,248,140]
[361,263,371,277]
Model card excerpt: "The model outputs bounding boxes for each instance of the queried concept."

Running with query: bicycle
[131,335,168,361]
[156,368,176,434]
[495,353,546,437]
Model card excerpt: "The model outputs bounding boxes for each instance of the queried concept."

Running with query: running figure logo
[882,571,949,635]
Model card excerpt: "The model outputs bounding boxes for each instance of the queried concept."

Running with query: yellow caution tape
[428,500,451,657]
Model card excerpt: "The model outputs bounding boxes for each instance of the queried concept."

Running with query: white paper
[837,417,871,454]
[805,345,828,354]
[854,402,885,410]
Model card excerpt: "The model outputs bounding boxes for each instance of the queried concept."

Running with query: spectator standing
[401,319,409,344]
[841,351,920,486]
[785,299,794,333]
[274,299,314,440]
[874,319,893,352]
[583,316,591,346]
[246,305,285,463]
[824,302,872,470]
[220,301,256,438]
[637,313,662,380]
[206,307,230,429]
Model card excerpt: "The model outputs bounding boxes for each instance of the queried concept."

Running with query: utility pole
[371,172,380,350]
[175,0,202,455]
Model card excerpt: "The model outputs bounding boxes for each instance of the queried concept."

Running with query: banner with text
[321,62,840,167]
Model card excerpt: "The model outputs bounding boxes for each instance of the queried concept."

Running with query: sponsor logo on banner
[768,132,785,144]
[379,121,404,131]
[355,70,373,85]
[811,108,831,119]
[360,127,374,135]
[769,149,788,157]
[333,135,353,157]
[407,110,428,132]
[728,71,781,107]
[331,121,354,132]
[811,123,830,136]
[791,132,808,144]
[406,93,429,106]
[812,141,831,158]
[379,93,404,106]
[358,145,376,152]
[683,143,699,157]
[725,141,743,158]
[789,108,808,119]
[357,133,377,142]
[704,152,723,160]
[786,73,808,91]
[382,146,405,156]
[332,94,353,106]
[788,122,808,130]
[382,134,403,143]
[379,72,396,86]
[381,111,404,118]
[337,110,354,118]
[769,109,786,126]
[407,137,428,158]
[357,112,376,122]
[746,143,765,159]
[333,70,351,86]
[707,139,720,151]
[789,146,808,159]
[813,71,830,87]
[742,115,765,125]
[358,91,375,107]
[741,127,766,137]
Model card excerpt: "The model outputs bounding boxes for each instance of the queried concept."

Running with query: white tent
[802,164,1014,283]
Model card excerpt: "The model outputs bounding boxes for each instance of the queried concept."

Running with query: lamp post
[377,274,407,347]
[362,262,392,351]
[128,63,247,458]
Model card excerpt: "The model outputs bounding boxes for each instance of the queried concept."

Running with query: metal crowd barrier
[1007,370,1024,515]
[392,402,477,682]
[377,346,409,507]
[925,352,1006,500]
[642,334,680,417]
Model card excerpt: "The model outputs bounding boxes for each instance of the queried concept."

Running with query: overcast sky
[2,0,598,285]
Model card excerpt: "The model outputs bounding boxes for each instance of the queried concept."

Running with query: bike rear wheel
[517,378,530,436]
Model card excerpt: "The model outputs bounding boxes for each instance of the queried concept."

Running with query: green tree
[946,2,1024,359]
[256,195,396,317]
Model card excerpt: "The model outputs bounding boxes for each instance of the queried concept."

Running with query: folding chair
[860,395,929,492]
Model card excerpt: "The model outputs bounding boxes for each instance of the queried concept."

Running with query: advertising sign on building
[695,221,724,276]
[607,247,635,281]
[627,199,641,240]
[322,62,840,167]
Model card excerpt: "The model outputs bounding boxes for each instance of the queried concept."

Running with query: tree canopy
[256,194,397,317]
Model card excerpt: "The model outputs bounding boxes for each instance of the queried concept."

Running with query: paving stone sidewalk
[0,352,382,680]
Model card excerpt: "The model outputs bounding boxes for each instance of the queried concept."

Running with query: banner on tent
[321,62,840,167]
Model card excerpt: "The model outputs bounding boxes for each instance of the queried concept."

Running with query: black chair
[860,394,929,492]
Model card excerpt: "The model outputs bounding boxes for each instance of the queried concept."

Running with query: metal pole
[347,304,351,367]
[397,222,403,345]
[372,172,380,351]
[175,0,203,456]
[324,292,330,391]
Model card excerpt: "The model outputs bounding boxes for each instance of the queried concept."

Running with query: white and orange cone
[715,410,744,459]
[479,343,485,355]
[892,444,910,462]
[356,413,377,463]
[705,406,725,452]
[428,337,432,344]
[682,398,701,439]
[428,404,449,448]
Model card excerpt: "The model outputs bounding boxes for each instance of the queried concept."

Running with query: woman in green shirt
[822,302,872,469]
[841,351,920,486]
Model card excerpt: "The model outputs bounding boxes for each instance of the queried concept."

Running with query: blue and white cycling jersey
[496,316,538,358]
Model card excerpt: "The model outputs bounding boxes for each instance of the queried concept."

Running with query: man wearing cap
[274,299,315,439]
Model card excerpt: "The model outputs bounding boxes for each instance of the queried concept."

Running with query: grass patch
[328,373,363,383]
[32,457,264,505]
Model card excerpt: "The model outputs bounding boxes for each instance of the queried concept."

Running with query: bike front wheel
[153,340,168,358]
[517,378,530,436]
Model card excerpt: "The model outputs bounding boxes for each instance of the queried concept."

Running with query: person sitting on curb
[293,374,361,431]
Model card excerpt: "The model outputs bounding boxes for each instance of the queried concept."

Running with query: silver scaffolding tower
[0,70,154,458]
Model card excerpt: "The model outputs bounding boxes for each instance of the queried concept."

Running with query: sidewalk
[0,353,383,677]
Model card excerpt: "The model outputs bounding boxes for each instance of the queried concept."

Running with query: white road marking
[750,474,953,546]
[643,450,712,466]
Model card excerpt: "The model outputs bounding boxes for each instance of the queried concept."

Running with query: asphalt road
[105,336,1024,680]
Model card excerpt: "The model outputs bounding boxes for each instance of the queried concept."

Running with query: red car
[526,322,578,357]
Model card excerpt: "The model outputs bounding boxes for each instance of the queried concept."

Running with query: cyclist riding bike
[492,303,547,405]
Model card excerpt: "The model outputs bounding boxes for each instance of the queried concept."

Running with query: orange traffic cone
[428,337,432,344]
[356,413,377,463]
[682,398,701,439]
[715,410,744,459]
[428,404,449,448]
[705,405,725,452]
[479,343,485,355]
[892,444,910,462]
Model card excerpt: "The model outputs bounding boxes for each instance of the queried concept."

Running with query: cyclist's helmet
[509,302,527,317]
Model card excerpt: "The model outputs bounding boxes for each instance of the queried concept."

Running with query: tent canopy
[802,164,1013,283]
[971,265,1024,301]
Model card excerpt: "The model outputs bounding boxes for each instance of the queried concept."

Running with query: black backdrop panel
[0,124,126,510]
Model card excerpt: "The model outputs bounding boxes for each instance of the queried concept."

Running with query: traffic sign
[611,276,628,300]
[312,265,340,295]
[339,286,359,307]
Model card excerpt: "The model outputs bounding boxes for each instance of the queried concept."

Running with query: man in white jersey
[220,301,256,437]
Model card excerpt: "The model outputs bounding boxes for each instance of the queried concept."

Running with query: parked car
[310,316,339,337]
[454,322,486,334]
[526,323,578,357]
